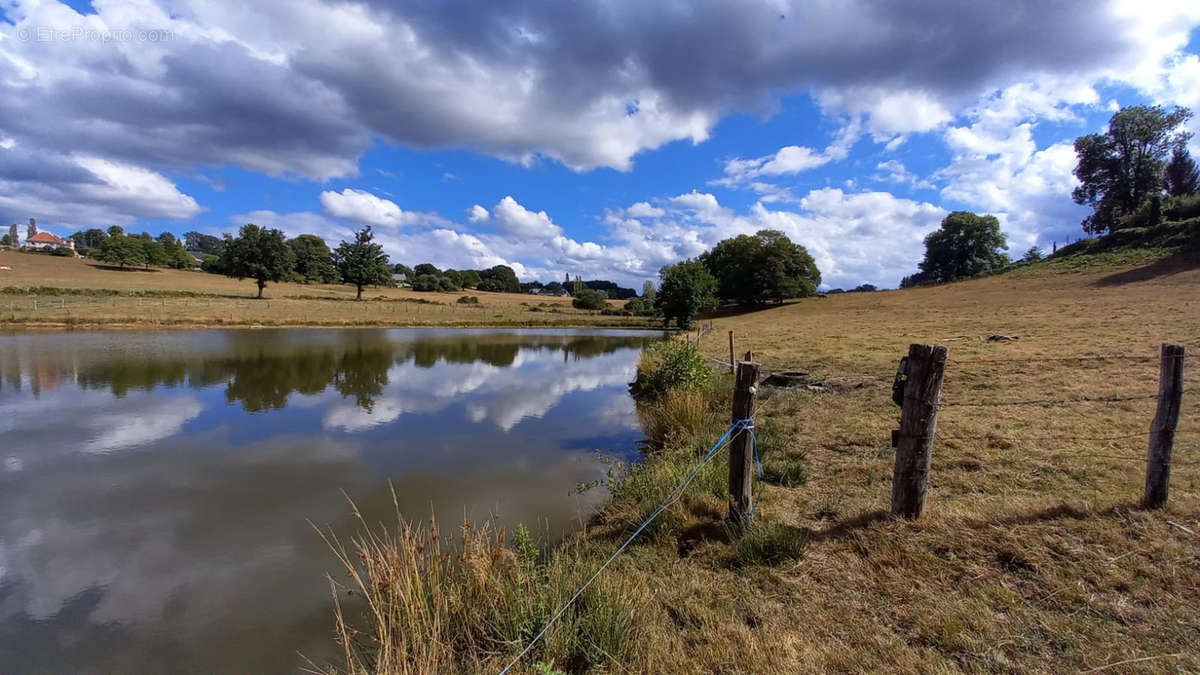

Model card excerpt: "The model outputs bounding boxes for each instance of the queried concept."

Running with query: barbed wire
[938,392,1178,407]
[936,430,1150,443]
[949,352,1191,365]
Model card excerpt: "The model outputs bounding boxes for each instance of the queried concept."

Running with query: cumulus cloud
[320,188,415,227]
[467,204,490,223]
[491,196,562,238]
[715,119,861,189]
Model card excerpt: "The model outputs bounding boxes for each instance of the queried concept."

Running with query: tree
[412,273,441,291]
[477,265,520,293]
[289,234,339,284]
[459,269,481,288]
[200,254,223,274]
[107,225,125,238]
[642,280,656,303]
[185,231,224,256]
[655,260,717,329]
[71,228,108,252]
[700,229,820,305]
[414,263,441,277]
[850,283,877,292]
[1164,147,1199,197]
[544,281,564,294]
[1,234,10,247]
[572,288,608,310]
[137,237,169,268]
[1022,246,1044,262]
[1072,105,1193,234]
[156,232,178,249]
[443,269,464,288]
[916,211,1009,284]
[168,244,196,269]
[332,226,392,301]
[220,224,296,298]
[98,234,147,269]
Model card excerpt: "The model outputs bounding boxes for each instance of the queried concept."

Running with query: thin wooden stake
[1145,343,1185,509]
[891,343,948,518]
[728,330,735,374]
[728,360,761,532]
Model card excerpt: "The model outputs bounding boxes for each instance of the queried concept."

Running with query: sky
[1,1,1199,290]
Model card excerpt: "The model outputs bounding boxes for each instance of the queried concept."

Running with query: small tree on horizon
[332,226,392,301]
[655,259,717,329]
[914,211,1009,285]
[220,224,296,298]
[289,234,339,284]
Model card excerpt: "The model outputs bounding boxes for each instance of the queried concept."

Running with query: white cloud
[320,188,418,227]
[467,204,490,223]
[491,195,563,238]
[873,160,934,190]
[715,118,861,189]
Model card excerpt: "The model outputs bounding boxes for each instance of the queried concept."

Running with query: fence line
[939,392,1171,408]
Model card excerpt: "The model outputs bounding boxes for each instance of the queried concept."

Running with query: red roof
[27,232,66,245]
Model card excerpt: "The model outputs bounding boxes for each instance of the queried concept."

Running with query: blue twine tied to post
[498,416,758,674]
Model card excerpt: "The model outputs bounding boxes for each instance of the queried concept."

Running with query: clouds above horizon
[1,0,1200,286]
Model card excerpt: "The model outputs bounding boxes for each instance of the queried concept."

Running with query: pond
[0,328,658,672]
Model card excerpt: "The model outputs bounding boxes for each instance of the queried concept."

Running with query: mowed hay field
[567,252,1199,672]
[0,250,651,329]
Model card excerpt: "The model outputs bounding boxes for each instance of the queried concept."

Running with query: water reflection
[0,328,656,673]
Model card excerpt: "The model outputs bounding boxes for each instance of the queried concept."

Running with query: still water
[0,328,657,672]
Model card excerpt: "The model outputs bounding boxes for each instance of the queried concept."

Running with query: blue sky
[1,1,1198,289]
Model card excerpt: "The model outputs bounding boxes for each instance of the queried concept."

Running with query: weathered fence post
[891,343,948,518]
[728,330,735,374]
[728,360,761,532]
[1144,343,1185,509]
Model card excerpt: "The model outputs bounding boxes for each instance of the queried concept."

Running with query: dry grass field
[613,248,1200,672]
[326,247,1199,674]
[0,250,652,329]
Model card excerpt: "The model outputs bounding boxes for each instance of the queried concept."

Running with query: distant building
[25,231,74,251]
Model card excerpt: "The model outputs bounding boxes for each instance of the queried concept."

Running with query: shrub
[1164,193,1200,221]
[412,273,441,291]
[51,246,74,257]
[634,340,711,400]
[571,288,608,310]
[457,295,479,304]
[438,276,461,292]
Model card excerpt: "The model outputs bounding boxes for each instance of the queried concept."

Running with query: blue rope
[745,423,762,521]
[498,417,756,674]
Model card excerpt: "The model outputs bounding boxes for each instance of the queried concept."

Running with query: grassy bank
[0,250,655,330]
[320,249,1200,673]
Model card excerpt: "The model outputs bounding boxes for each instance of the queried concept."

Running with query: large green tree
[701,229,820,306]
[914,211,1009,285]
[1164,147,1199,197]
[289,234,340,284]
[220,224,296,298]
[71,228,108,252]
[98,234,148,269]
[332,226,392,300]
[1072,105,1193,234]
[477,265,520,293]
[654,259,717,329]
[184,231,224,256]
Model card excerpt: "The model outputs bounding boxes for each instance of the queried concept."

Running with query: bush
[456,295,479,304]
[623,297,658,317]
[51,246,74,257]
[571,288,608,310]
[412,273,441,291]
[438,276,461,292]
[1164,193,1200,221]
[200,254,223,274]
[633,340,711,400]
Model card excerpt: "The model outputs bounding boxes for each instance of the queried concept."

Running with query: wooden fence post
[891,343,948,518]
[728,360,761,532]
[728,330,735,374]
[1144,343,1185,509]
